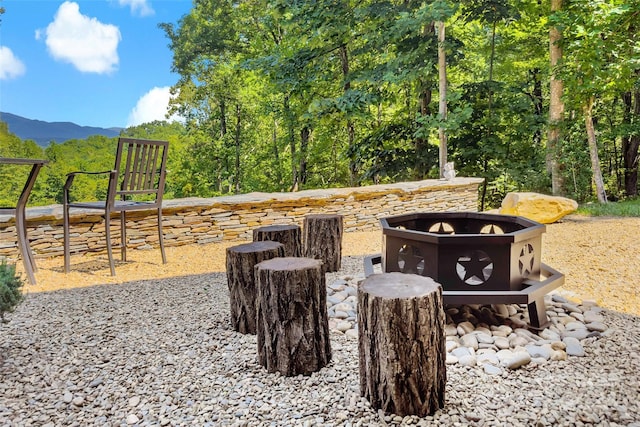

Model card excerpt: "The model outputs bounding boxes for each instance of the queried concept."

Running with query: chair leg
[157,208,166,264]
[120,211,127,262]
[63,203,71,274]
[105,213,116,276]
[18,209,38,273]
[15,208,36,285]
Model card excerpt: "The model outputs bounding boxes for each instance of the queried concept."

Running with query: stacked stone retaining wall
[0,178,483,261]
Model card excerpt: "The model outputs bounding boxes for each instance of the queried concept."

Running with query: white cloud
[0,46,26,80]
[127,86,181,127]
[44,1,121,74]
[118,0,154,17]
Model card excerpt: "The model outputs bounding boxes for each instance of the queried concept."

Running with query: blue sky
[0,0,192,128]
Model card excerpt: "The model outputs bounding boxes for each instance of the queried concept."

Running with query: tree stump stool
[303,214,343,272]
[253,224,302,257]
[255,257,331,376]
[225,241,285,334]
[358,272,446,417]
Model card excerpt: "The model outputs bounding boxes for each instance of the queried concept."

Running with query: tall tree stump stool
[303,214,343,272]
[225,241,285,334]
[253,224,302,257]
[358,272,446,417]
[255,257,331,376]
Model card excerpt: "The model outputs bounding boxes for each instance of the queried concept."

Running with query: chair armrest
[64,170,115,192]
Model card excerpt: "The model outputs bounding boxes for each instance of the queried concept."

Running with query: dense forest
[1,0,639,210]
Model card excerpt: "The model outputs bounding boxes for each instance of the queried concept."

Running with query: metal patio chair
[63,137,169,275]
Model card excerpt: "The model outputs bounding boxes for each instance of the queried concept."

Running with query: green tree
[447,0,549,208]
[162,0,283,194]
[0,123,47,206]
[3,0,630,207]
[548,0,566,196]
[559,0,640,202]
[622,85,640,197]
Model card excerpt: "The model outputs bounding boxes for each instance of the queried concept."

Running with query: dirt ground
[19,214,640,316]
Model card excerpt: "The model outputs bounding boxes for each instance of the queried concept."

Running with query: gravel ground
[1,215,640,426]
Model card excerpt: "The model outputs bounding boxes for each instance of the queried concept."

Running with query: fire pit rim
[380,211,545,244]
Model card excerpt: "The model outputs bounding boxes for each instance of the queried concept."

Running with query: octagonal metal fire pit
[363,212,565,329]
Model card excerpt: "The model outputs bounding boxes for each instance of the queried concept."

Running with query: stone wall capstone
[0,178,483,261]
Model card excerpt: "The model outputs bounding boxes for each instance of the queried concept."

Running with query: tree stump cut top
[227,240,284,254]
[256,256,320,272]
[360,272,443,299]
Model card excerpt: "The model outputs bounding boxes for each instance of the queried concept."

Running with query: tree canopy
[1,0,639,208]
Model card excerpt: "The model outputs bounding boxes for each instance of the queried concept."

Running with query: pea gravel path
[1,215,640,426]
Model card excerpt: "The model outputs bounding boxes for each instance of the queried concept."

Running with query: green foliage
[1,0,639,205]
[1,121,194,205]
[43,135,117,204]
[0,122,47,206]
[461,0,519,24]
[559,0,639,101]
[347,122,435,184]
[0,261,25,322]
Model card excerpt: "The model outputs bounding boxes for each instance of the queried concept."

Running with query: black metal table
[0,158,48,285]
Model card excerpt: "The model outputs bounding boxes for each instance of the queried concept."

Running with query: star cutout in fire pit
[428,222,455,234]
[398,245,425,275]
[519,244,535,277]
[456,250,493,285]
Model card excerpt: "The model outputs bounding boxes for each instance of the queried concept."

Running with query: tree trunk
[339,44,357,186]
[234,103,241,194]
[284,95,298,192]
[584,97,607,203]
[623,90,640,196]
[530,68,544,146]
[437,21,448,179]
[303,214,343,272]
[225,241,284,334]
[415,81,432,180]
[548,0,566,195]
[488,20,496,110]
[255,257,331,376]
[300,126,310,187]
[253,224,302,257]
[358,272,446,417]
[218,99,228,193]
[415,22,434,180]
[220,98,227,137]
[272,118,283,190]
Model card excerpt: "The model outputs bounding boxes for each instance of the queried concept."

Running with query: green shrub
[0,261,25,322]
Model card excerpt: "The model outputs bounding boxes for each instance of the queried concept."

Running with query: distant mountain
[0,112,123,147]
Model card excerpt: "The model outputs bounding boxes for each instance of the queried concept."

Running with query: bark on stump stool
[303,214,343,272]
[253,224,302,257]
[225,241,285,334]
[255,257,331,376]
[358,272,446,417]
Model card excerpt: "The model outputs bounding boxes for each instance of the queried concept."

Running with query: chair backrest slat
[129,142,143,191]
[114,138,168,204]
[141,144,159,190]
[122,141,134,191]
